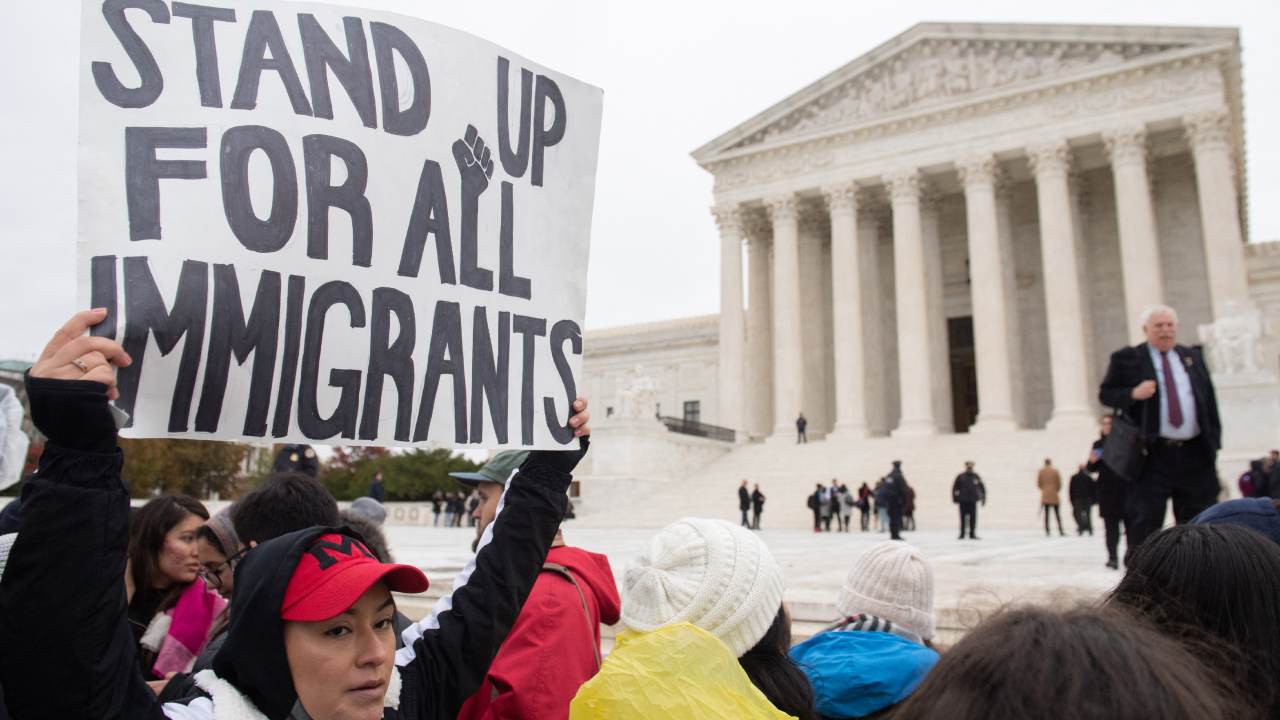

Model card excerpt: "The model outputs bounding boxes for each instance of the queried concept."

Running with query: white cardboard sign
[77,0,601,449]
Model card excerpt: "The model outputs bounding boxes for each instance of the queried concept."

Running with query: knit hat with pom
[621,518,785,657]
[836,541,935,640]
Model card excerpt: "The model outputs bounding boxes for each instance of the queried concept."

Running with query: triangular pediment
[694,22,1237,162]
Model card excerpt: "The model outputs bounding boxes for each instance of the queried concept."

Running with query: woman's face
[155,513,204,588]
[284,583,397,720]
[196,535,233,599]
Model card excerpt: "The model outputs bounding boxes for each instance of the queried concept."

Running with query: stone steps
[576,426,1111,531]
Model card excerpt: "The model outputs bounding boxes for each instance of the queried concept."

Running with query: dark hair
[1108,524,1280,716]
[195,524,225,556]
[128,495,209,601]
[338,509,392,562]
[231,472,339,545]
[893,606,1254,720]
[738,608,817,720]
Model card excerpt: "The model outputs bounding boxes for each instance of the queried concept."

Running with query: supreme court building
[579,23,1280,514]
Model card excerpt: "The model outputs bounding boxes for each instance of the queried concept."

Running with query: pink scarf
[152,582,227,677]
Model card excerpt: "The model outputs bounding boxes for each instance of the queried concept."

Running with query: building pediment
[693,23,1237,164]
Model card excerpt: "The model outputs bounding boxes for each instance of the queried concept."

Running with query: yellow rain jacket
[569,623,798,719]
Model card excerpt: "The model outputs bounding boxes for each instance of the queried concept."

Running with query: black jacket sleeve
[395,445,578,720]
[1099,347,1142,411]
[0,377,165,720]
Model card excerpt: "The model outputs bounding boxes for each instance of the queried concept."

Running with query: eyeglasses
[198,546,249,589]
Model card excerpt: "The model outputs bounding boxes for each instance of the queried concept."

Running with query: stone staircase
[575,426,1110,532]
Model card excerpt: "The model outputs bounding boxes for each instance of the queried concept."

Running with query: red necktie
[1160,351,1184,428]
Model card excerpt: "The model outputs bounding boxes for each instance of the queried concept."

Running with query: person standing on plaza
[819,482,835,532]
[739,480,752,527]
[368,470,386,503]
[431,490,444,527]
[839,483,854,533]
[809,483,824,533]
[1038,459,1065,536]
[874,479,890,533]
[796,412,808,443]
[903,483,917,532]
[751,484,766,530]
[828,479,843,531]
[1099,305,1223,552]
[857,482,873,532]
[952,461,986,540]
[1069,464,1096,536]
[1087,415,1130,568]
[884,462,908,541]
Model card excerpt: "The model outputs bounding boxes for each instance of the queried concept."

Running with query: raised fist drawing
[453,124,495,196]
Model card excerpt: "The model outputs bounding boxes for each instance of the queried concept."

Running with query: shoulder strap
[541,562,603,669]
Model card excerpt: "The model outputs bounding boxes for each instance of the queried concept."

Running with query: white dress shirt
[1148,345,1199,440]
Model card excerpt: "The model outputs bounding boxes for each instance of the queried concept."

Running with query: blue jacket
[789,630,939,719]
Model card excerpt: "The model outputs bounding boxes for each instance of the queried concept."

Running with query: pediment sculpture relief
[730,39,1185,150]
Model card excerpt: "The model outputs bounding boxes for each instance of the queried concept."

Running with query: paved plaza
[386,523,1123,646]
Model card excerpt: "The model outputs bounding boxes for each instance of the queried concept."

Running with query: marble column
[995,185,1028,426]
[958,154,1018,432]
[885,169,937,436]
[744,215,774,440]
[858,206,888,434]
[713,204,746,433]
[1027,140,1094,428]
[1103,125,1165,340]
[1184,108,1252,319]
[920,194,953,432]
[766,194,804,438]
[824,182,868,437]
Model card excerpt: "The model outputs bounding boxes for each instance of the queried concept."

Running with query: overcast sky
[1,0,1276,362]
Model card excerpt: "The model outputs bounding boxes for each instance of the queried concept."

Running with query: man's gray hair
[1139,304,1179,327]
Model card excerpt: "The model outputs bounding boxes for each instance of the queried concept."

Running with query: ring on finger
[71,357,89,371]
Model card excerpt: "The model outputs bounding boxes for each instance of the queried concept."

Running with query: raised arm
[0,310,164,720]
[395,401,590,718]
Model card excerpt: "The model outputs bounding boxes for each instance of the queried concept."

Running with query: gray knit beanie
[621,518,785,657]
[836,541,936,640]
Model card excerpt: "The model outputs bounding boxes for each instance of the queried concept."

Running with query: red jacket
[457,545,621,720]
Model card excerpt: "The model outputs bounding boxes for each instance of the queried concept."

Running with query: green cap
[449,450,529,487]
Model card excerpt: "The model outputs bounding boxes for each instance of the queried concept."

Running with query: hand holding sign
[31,309,133,400]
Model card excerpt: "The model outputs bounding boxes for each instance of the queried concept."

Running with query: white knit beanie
[836,541,935,640]
[621,518,785,657]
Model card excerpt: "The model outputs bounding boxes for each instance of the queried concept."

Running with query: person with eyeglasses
[195,508,245,601]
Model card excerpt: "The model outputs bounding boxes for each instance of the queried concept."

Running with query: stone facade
[581,315,719,427]
[576,22,1279,530]
[688,22,1265,445]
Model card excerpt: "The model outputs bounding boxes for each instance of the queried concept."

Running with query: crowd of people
[795,463,917,540]
[4,304,1280,719]
[429,490,482,528]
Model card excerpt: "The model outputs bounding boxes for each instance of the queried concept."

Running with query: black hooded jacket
[0,376,579,719]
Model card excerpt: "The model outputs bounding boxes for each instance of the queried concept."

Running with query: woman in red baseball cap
[0,310,590,720]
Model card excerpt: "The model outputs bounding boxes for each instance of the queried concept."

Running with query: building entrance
[948,316,979,433]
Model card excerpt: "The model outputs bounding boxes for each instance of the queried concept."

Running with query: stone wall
[581,316,720,426]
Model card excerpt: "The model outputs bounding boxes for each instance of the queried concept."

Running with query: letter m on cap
[308,536,375,570]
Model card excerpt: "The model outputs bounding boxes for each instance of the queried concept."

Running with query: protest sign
[77,0,602,449]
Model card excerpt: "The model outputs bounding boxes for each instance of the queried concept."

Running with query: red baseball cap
[281,533,429,622]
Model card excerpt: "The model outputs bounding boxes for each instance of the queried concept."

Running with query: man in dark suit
[738,480,751,527]
[951,461,986,540]
[883,461,908,541]
[1098,305,1222,556]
